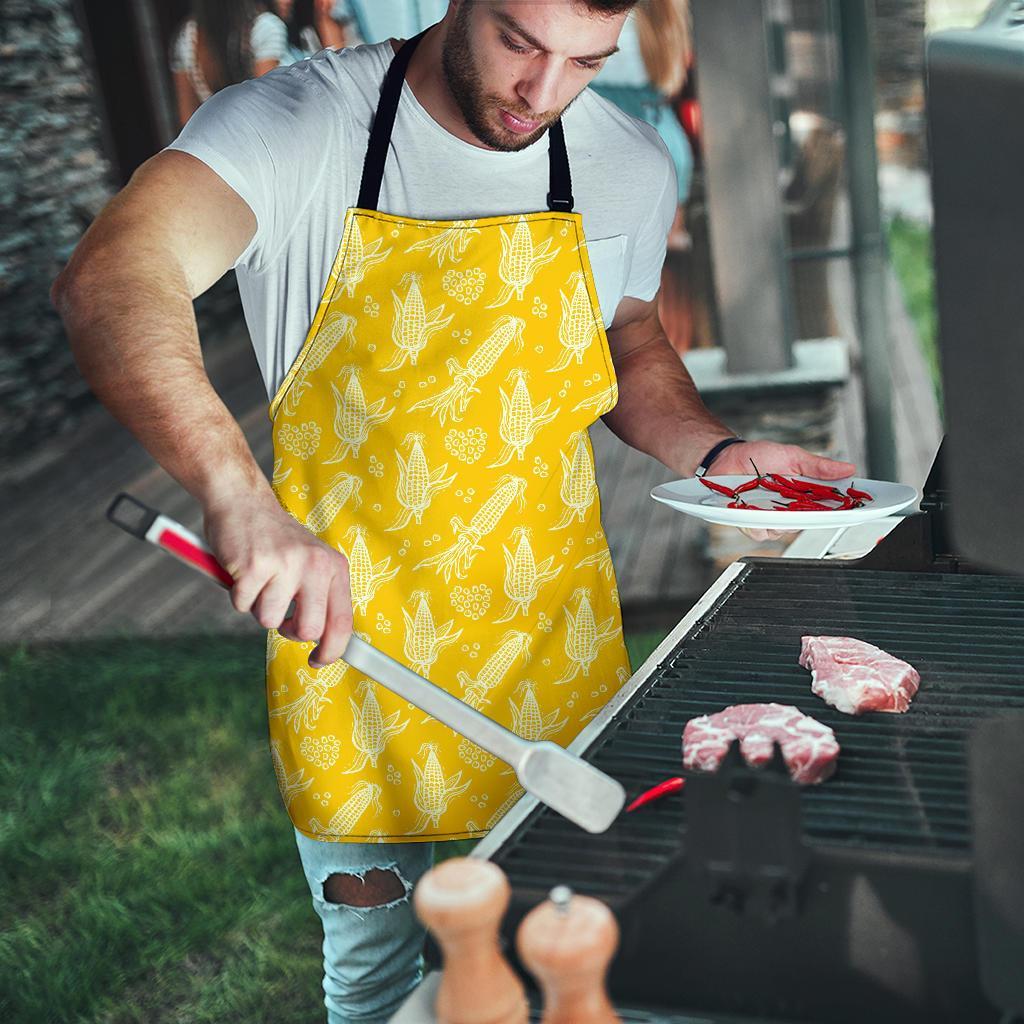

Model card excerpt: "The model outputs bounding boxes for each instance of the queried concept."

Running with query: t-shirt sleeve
[623,135,678,302]
[165,65,337,273]
[251,11,289,63]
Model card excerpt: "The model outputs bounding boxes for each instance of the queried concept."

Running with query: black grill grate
[493,563,1024,898]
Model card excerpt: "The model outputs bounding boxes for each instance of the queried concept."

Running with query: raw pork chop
[799,636,920,716]
[682,703,840,785]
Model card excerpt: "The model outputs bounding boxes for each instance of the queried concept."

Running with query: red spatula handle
[106,492,234,588]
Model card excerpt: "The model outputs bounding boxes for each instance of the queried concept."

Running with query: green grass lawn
[886,215,942,413]
[0,630,665,1023]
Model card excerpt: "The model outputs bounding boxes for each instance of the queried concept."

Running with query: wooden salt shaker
[516,885,621,1024]
[413,857,528,1024]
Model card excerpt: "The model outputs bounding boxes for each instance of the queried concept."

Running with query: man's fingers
[796,453,857,480]
[283,584,329,645]
[250,574,300,630]
[310,566,354,668]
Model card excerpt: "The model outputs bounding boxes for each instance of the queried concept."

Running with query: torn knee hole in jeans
[321,867,411,911]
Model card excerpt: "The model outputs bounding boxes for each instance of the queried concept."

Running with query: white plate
[650,476,920,530]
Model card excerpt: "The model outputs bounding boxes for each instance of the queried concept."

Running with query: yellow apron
[266,31,631,843]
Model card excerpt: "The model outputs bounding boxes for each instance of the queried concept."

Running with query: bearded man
[52,2,854,1020]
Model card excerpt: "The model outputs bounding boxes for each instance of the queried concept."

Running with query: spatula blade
[517,741,625,834]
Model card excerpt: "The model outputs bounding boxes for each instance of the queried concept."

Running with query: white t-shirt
[167,40,677,401]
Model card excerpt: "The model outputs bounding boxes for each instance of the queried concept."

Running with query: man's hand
[203,490,354,668]
[709,440,857,543]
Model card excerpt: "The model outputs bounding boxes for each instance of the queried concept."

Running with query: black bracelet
[694,437,745,478]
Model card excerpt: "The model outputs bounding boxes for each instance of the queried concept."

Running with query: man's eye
[501,34,530,54]
[576,59,600,70]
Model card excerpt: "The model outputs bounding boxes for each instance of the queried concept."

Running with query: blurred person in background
[592,0,693,235]
[170,0,290,128]
[275,0,352,63]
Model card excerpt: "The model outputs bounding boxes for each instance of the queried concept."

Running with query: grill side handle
[684,740,810,923]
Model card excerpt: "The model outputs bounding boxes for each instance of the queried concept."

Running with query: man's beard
[441,6,563,151]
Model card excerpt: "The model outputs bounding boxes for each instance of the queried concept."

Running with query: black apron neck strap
[546,118,574,213]
[357,30,575,214]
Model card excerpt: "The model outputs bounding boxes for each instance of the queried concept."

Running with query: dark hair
[192,0,260,89]
[286,0,315,53]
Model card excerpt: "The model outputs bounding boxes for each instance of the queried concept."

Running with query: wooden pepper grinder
[413,857,528,1024]
[516,885,621,1024]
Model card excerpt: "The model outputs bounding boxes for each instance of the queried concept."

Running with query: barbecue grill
[475,448,1023,1022]
[465,9,1024,1022]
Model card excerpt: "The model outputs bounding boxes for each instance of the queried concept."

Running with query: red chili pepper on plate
[699,477,737,498]
[626,776,686,812]
[847,485,873,502]
[735,478,762,494]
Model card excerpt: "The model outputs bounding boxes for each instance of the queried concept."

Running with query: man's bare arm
[603,294,855,481]
[602,294,733,476]
[51,150,353,664]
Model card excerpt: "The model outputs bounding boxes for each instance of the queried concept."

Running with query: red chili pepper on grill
[626,776,686,812]
[699,478,737,498]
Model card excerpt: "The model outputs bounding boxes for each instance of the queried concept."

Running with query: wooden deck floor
[1,226,939,645]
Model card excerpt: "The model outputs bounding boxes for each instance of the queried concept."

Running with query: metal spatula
[106,493,626,834]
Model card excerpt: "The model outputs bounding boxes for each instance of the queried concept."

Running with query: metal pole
[690,0,795,374]
[836,0,898,479]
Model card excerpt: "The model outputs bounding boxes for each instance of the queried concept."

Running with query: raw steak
[799,636,920,716]
[682,703,840,785]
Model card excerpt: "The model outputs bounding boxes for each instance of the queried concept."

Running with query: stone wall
[0,0,115,464]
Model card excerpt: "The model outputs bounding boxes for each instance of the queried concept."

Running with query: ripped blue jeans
[294,828,436,1024]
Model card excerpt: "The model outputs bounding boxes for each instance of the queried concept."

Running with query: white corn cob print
[387,433,456,532]
[502,680,567,774]
[508,680,567,742]
[383,273,453,371]
[414,474,527,582]
[456,629,531,710]
[579,668,628,723]
[404,222,480,266]
[324,367,394,463]
[337,219,390,297]
[271,458,292,487]
[341,679,409,774]
[309,780,382,836]
[488,369,560,468]
[289,309,358,398]
[551,431,597,529]
[270,738,314,808]
[305,471,363,535]
[402,590,462,676]
[411,743,471,833]
[573,382,618,415]
[266,628,291,664]
[485,784,526,829]
[549,272,598,371]
[495,526,562,622]
[408,315,525,425]
[487,217,560,308]
[270,658,351,733]
[574,547,615,580]
[556,587,618,684]
[341,524,400,614]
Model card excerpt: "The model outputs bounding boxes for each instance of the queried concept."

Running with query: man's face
[441,1,627,151]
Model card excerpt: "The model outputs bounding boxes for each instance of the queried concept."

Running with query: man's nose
[516,62,562,119]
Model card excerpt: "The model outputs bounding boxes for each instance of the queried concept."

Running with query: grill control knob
[516,886,621,1024]
[413,857,528,1024]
